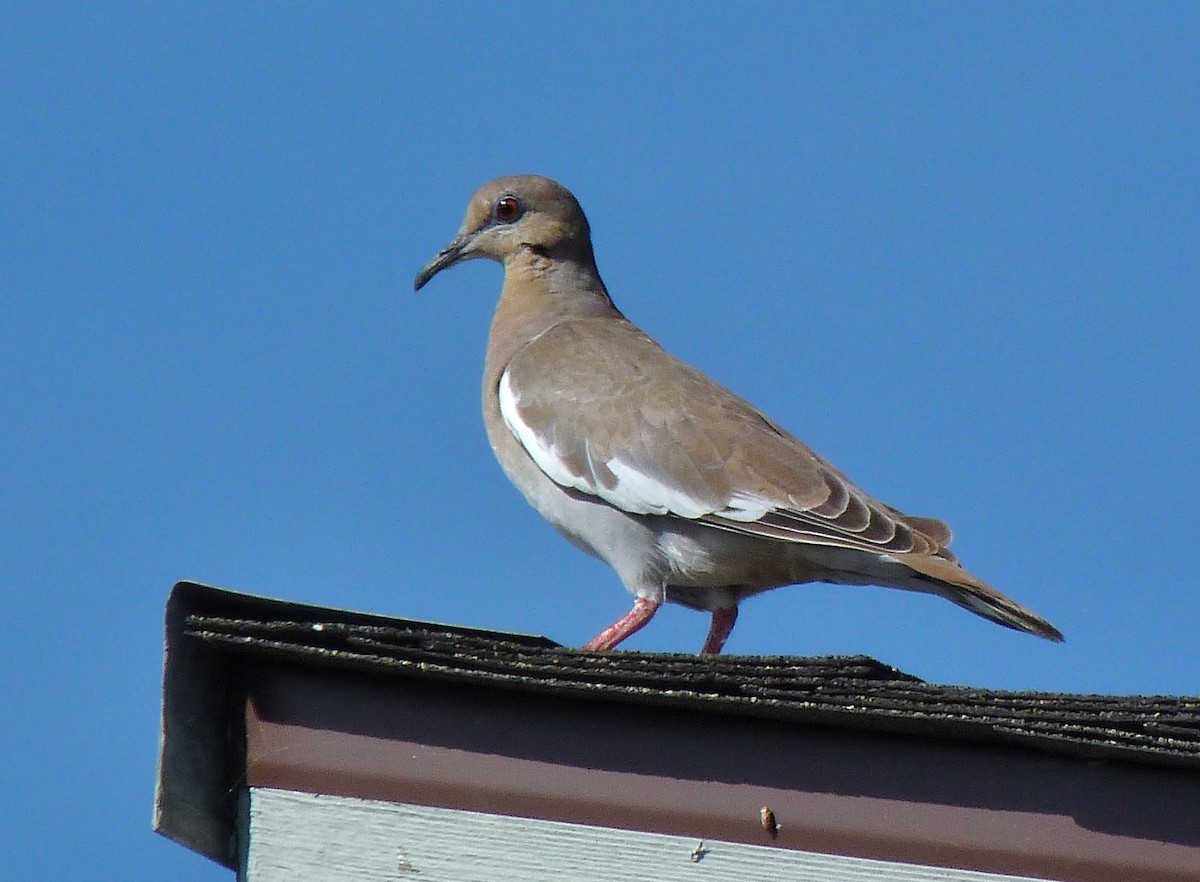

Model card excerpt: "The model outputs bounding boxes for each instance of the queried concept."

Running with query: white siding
[240,787,1048,882]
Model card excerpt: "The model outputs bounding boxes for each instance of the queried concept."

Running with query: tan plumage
[415,174,1062,652]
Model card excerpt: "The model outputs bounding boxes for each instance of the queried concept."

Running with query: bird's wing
[498,316,951,559]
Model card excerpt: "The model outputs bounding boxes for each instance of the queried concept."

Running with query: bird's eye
[494,196,523,224]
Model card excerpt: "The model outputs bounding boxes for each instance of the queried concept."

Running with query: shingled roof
[172,580,1200,770]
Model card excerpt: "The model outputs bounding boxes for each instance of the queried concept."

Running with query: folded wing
[499,316,952,561]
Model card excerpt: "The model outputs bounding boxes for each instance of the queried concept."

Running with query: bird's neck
[485,249,621,379]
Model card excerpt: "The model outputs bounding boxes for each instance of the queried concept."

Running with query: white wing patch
[605,457,713,517]
[721,491,773,522]
[499,367,777,522]
[498,368,588,492]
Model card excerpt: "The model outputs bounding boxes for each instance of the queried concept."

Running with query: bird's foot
[701,607,738,655]
[582,597,660,651]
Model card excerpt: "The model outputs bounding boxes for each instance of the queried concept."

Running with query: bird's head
[414,175,596,291]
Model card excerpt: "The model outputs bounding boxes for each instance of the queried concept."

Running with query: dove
[414,175,1061,653]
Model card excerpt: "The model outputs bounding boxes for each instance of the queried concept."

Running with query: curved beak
[413,233,472,291]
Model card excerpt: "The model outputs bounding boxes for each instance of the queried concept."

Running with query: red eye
[494,195,522,223]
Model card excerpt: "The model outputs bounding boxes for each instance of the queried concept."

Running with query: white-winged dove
[414,175,1062,653]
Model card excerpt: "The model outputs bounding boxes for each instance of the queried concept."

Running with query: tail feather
[900,553,1064,642]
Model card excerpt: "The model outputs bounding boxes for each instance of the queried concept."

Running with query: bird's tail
[901,553,1064,642]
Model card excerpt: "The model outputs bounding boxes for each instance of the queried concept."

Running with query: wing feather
[499,317,952,558]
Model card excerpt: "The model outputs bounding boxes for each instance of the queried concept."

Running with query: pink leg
[582,597,661,651]
[701,606,738,655]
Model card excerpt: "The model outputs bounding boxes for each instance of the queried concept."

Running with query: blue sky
[3,5,1198,879]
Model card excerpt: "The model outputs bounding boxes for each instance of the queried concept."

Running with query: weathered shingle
[177,582,1200,769]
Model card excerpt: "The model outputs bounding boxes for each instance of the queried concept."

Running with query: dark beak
[413,234,471,291]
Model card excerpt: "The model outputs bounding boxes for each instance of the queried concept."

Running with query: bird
[413,175,1062,654]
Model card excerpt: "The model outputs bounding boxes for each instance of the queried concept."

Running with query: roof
[171,580,1200,769]
[155,581,1200,873]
